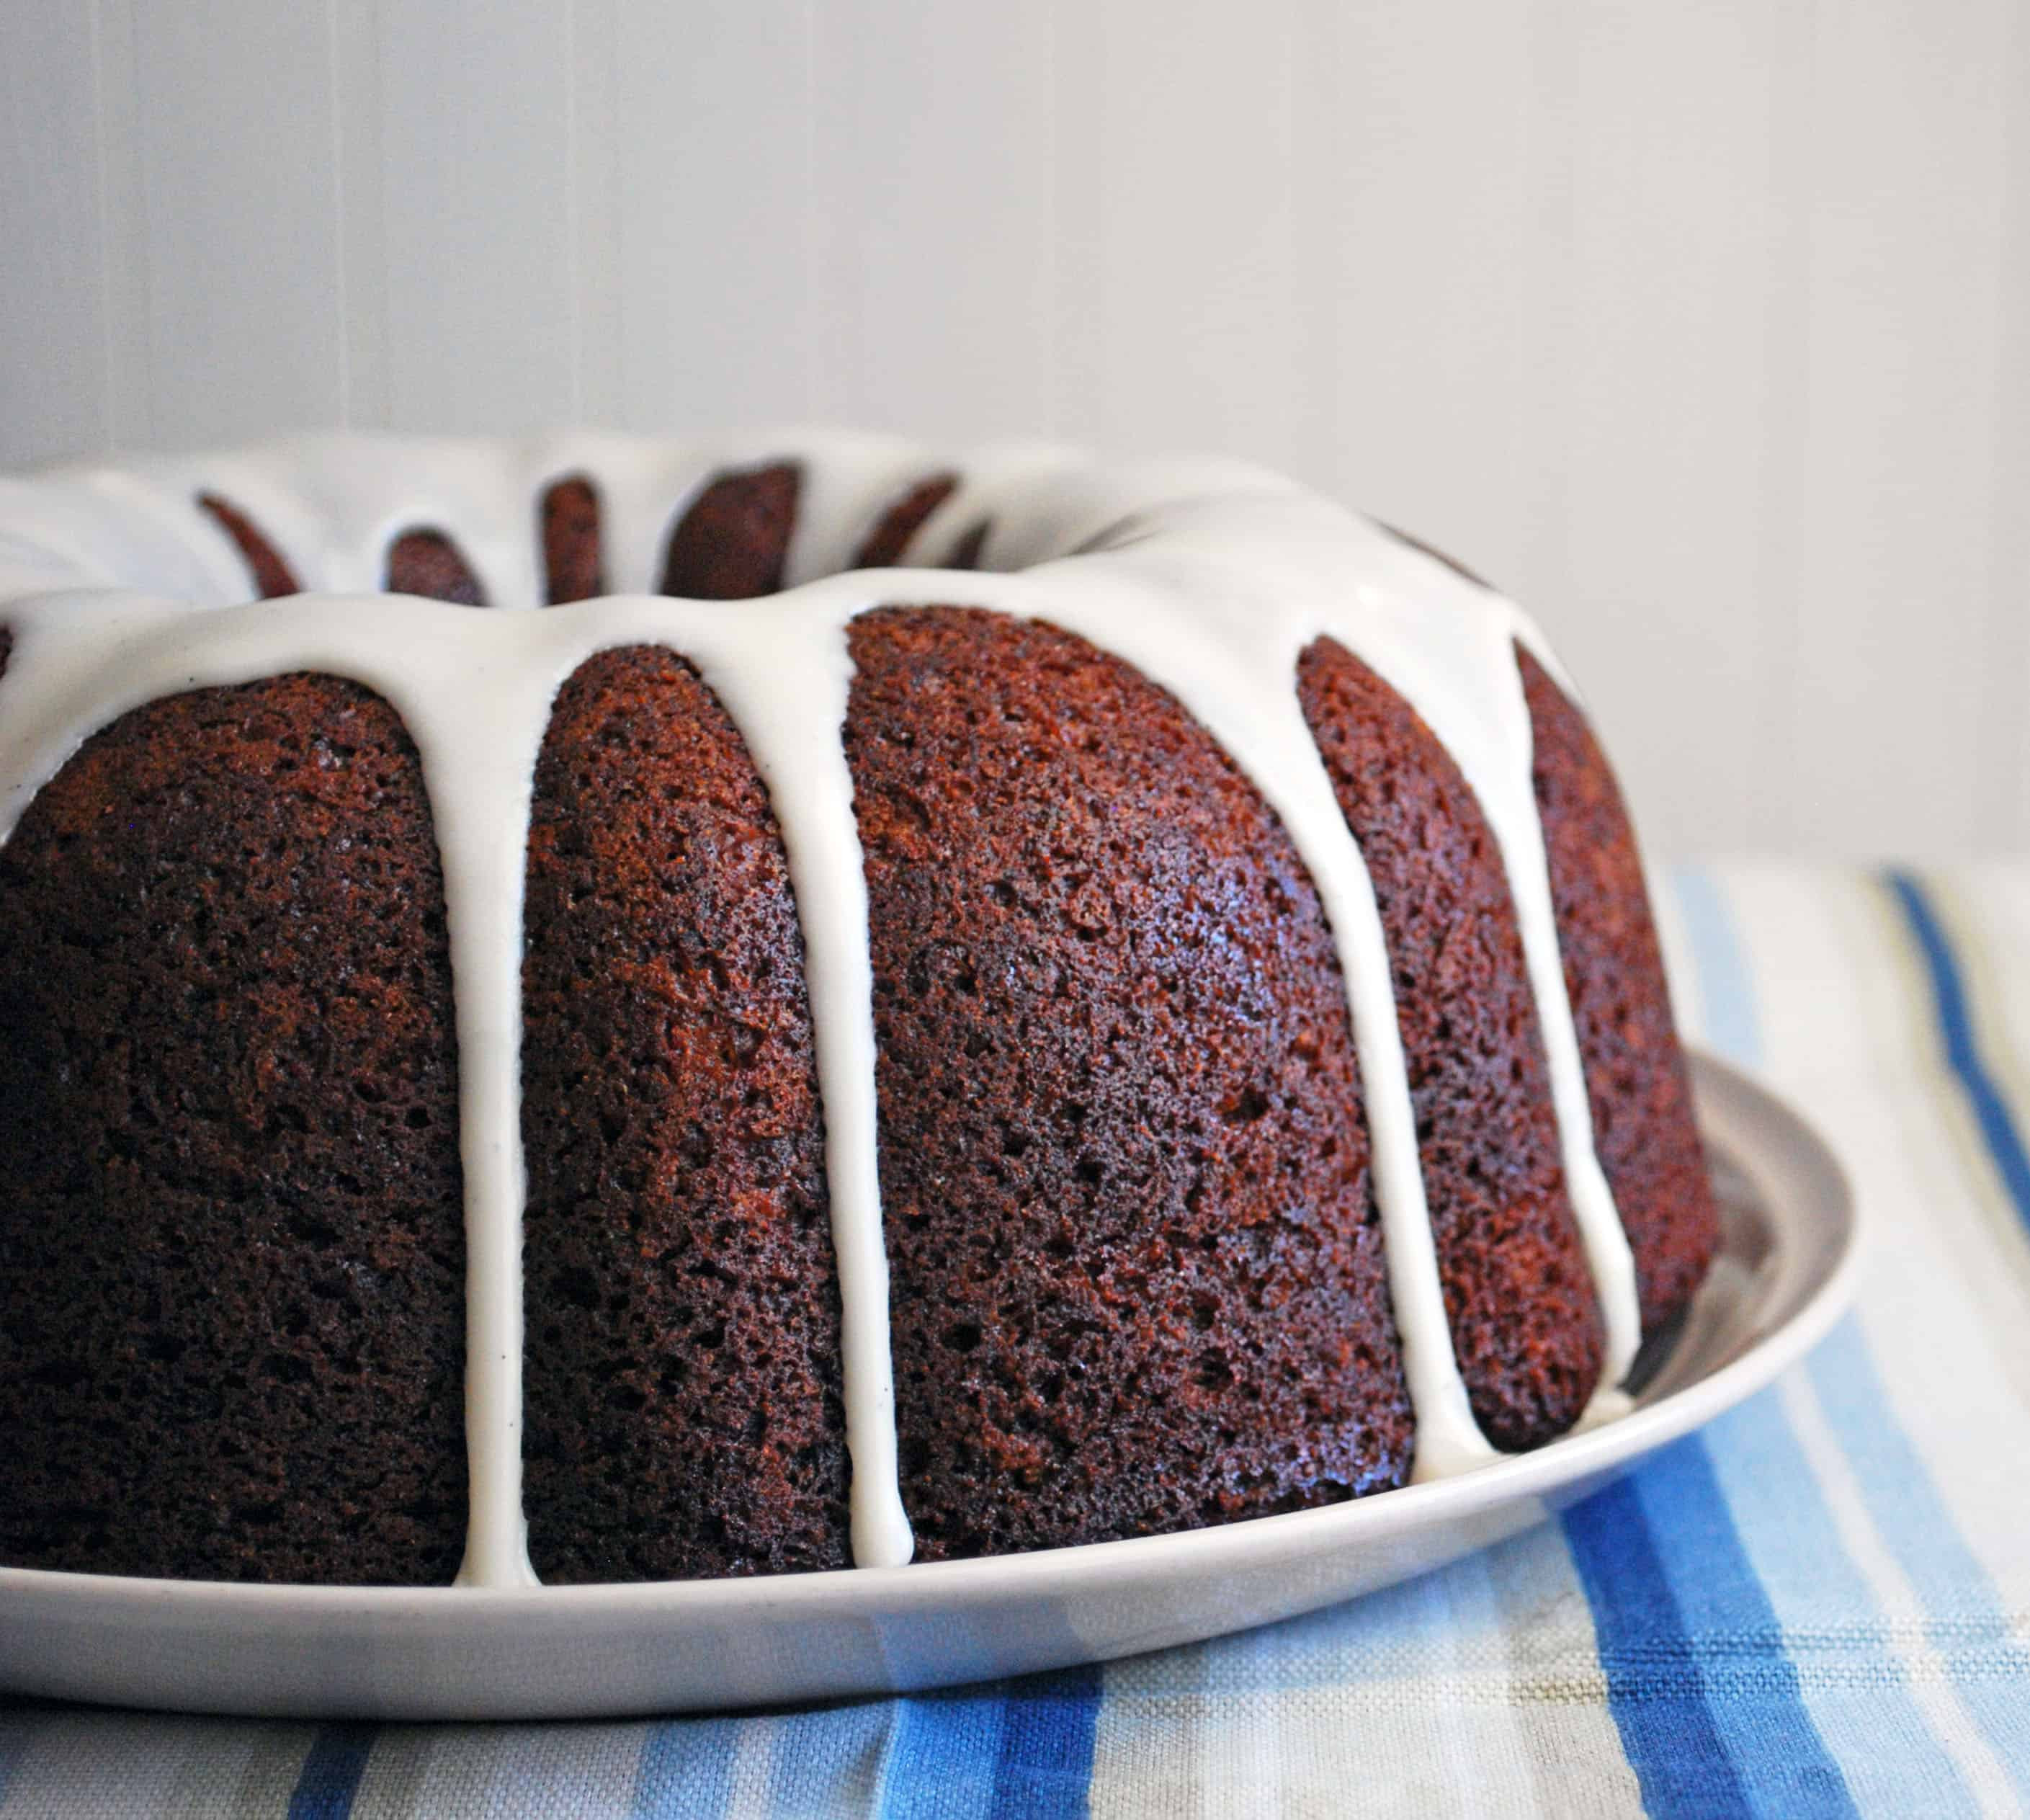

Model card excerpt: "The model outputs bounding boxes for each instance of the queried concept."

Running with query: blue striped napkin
[4,864,2028,1817]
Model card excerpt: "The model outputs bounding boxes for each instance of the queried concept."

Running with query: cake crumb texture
[846,606,1413,1558]
[386,527,487,606]
[1299,637,1604,1448]
[659,465,799,600]
[520,645,851,1581]
[1519,646,1720,1332]
[541,474,604,605]
[0,673,468,1583]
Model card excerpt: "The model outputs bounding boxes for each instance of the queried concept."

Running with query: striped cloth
[4,863,2029,1818]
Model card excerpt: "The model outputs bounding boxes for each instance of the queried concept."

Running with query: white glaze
[0,430,1644,1578]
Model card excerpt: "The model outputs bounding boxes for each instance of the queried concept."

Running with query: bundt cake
[0,432,1717,1587]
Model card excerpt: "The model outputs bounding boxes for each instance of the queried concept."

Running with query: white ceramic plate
[0,1053,1856,1720]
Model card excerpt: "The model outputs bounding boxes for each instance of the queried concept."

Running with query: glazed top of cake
[0,430,1639,1586]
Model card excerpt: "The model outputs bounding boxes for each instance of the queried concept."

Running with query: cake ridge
[0,431,1655,1584]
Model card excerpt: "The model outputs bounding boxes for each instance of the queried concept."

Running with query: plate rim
[0,1050,1860,1646]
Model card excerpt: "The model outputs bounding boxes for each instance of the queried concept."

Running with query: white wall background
[2,0,2024,860]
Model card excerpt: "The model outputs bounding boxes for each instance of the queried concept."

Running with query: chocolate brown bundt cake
[0,432,1717,1587]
